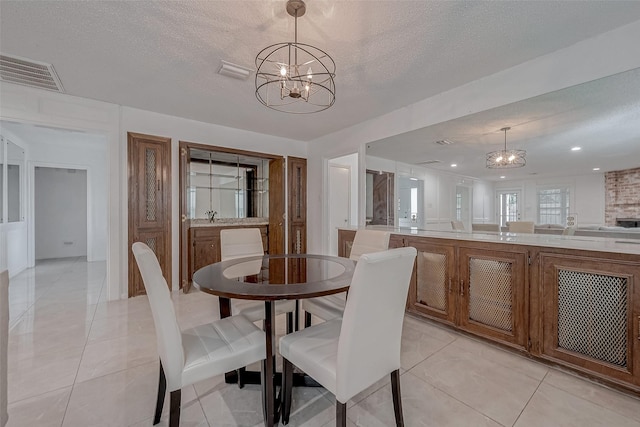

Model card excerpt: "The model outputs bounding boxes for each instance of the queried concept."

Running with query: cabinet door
[540,254,640,387]
[189,228,220,282]
[407,239,456,325]
[459,247,527,348]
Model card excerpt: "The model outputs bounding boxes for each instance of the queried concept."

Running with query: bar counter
[338,227,640,396]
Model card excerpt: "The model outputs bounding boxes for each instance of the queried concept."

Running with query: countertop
[189,218,269,227]
[340,226,640,256]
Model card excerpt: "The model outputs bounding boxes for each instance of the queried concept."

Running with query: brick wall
[605,167,640,225]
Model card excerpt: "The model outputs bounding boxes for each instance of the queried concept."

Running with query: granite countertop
[189,218,269,227]
[339,226,640,255]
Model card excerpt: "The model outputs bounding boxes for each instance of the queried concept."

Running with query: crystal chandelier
[255,0,336,114]
[486,127,526,169]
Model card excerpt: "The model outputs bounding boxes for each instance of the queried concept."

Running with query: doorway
[366,169,394,226]
[398,176,424,228]
[497,189,522,227]
[455,185,473,231]
[34,167,88,260]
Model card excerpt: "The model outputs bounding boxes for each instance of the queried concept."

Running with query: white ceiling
[2,1,640,142]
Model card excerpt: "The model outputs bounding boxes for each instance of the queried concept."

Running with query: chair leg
[153,361,166,425]
[237,367,246,389]
[304,312,312,328]
[169,389,181,427]
[281,357,294,425]
[391,369,405,427]
[287,311,294,334]
[336,401,347,427]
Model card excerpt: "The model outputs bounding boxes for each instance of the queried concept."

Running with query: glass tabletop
[192,254,356,301]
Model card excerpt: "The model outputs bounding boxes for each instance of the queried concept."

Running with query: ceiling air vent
[434,139,454,145]
[415,160,441,165]
[0,54,65,93]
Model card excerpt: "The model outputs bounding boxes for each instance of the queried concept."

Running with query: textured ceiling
[2,1,640,141]
[367,68,640,181]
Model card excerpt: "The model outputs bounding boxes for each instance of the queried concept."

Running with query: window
[537,187,570,226]
[456,192,462,221]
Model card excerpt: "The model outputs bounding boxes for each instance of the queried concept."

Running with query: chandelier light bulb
[280,66,287,77]
[496,156,503,163]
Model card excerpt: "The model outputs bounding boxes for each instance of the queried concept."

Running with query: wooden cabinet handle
[448,278,452,294]
[460,279,465,297]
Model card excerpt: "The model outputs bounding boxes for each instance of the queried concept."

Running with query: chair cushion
[232,299,297,322]
[301,293,346,321]
[181,315,265,388]
[279,318,342,396]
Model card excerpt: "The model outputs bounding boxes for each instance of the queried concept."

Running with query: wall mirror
[187,148,269,219]
[365,67,640,228]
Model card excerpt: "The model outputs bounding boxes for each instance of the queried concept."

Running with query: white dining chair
[301,229,391,327]
[451,220,465,231]
[1,270,9,427]
[508,221,535,234]
[132,242,265,427]
[220,228,296,329]
[280,247,417,426]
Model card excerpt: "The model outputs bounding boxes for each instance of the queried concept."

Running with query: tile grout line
[510,370,548,426]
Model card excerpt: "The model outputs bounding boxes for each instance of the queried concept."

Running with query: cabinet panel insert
[557,269,628,368]
[468,258,513,332]
[416,251,447,311]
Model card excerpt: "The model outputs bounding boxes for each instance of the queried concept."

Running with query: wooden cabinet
[458,246,528,349]
[538,252,640,388]
[188,225,267,284]
[406,238,457,326]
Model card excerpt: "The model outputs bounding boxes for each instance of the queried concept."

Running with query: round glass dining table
[192,254,356,427]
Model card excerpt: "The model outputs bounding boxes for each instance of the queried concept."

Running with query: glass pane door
[497,190,521,227]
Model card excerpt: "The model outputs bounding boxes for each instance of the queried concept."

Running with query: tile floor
[6,257,640,426]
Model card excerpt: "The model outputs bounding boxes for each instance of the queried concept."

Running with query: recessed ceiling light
[593,167,600,171]
[571,146,582,151]
[500,176,506,179]
[409,177,418,181]
[450,163,457,167]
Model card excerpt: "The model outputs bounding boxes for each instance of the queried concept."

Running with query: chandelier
[255,0,336,113]
[486,127,526,169]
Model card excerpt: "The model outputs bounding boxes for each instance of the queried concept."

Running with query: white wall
[329,153,358,226]
[494,173,605,226]
[307,20,640,254]
[35,167,88,259]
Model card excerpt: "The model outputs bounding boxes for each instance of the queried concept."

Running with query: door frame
[29,161,92,264]
[496,188,523,227]
[328,163,351,256]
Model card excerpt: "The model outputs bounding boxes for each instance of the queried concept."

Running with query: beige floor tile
[75,332,158,383]
[543,368,640,423]
[63,362,160,427]
[349,372,501,427]
[514,382,640,427]
[401,321,455,370]
[447,335,549,381]
[408,338,541,426]
[6,386,71,427]
[8,345,83,403]
[8,258,640,427]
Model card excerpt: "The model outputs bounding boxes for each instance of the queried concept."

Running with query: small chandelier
[255,0,336,113]
[486,127,526,169]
